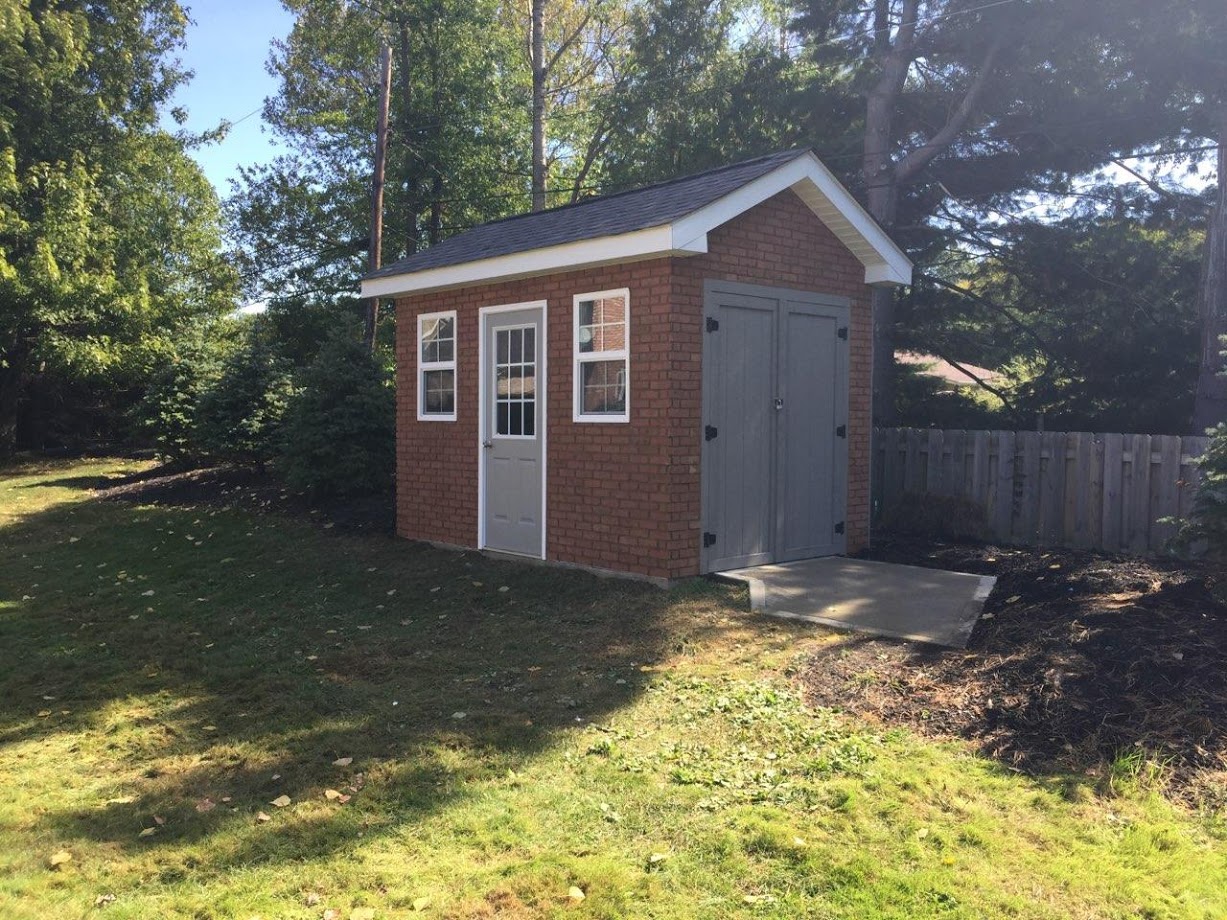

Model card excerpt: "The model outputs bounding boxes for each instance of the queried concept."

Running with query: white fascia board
[360,224,704,299]
[671,151,913,287]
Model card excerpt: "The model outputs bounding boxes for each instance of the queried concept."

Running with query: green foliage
[136,326,241,465]
[0,0,237,454]
[278,334,395,495]
[196,330,294,467]
[1177,422,1227,557]
[903,202,1204,432]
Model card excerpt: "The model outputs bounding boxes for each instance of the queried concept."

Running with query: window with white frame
[573,289,629,422]
[418,310,457,420]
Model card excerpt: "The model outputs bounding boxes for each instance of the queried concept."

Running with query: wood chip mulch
[803,536,1227,805]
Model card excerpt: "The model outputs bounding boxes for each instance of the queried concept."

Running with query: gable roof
[361,149,912,299]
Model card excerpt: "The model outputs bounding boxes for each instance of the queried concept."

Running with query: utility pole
[365,43,393,353]
[530,0,546,211]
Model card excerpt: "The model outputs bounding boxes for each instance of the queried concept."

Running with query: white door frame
[477,300,548,559]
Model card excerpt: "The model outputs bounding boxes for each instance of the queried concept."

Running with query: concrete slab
[719,556,996,648]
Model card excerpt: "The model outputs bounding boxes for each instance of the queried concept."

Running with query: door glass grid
[494,324,536,437]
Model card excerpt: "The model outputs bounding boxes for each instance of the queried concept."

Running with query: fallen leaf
[104,795,135,805]
[323,911,341,920]
[94,894,116,906]
[256,811,271,823]
[195,798,216,813]
[37,710,51,718]
[350,909,376,920]
[332,757,353,767]
[1005,595,1022,604]
[916,827,929,839]
[304,892,322,907]
[153,815,166,826]
[323,789,351,803]
[48,850,72,869]
[567,886,585,902]
[270,795,292,808]
[138,828,157,838]
[411,898,431,912]
[743,894,776,905]
[451,711,467,720]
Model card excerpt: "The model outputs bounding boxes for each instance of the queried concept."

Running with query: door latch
[482,440,493,449]
[773,397,784,411]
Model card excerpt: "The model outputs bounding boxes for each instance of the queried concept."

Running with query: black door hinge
[834,521,845,535]
[705,425,718,441]
[837,326,848,340]
[835,424,846,438]
[703,532,717,547]
[705,316,719,332]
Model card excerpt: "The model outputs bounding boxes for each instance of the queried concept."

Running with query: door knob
[483,440,493,449]
[773,397,784,410]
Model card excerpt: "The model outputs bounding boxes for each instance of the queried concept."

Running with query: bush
[1175,422,1227,558]
[196,333,295,467]
[278,334,394,496]
[135,333,232,465]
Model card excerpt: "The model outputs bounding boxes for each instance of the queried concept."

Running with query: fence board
[872,427,1207,557]
[1101,433,1124,552]
[1126,433,1152,555]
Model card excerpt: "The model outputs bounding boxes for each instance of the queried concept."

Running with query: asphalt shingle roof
[364,149,811,281]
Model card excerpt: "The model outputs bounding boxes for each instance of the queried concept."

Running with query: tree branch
[894,34,1004,184]
[545,11,593,74]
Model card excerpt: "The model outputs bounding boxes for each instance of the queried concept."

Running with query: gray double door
[700,281,849,573]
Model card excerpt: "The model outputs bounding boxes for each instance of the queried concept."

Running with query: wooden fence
[873,428,1210,555]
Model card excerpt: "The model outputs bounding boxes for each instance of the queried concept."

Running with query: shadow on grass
[0,493,745,870]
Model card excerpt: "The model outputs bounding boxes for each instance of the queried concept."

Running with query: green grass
[1,458,1224,919]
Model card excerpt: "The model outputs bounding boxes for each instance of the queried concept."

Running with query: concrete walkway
[719,556,996,648]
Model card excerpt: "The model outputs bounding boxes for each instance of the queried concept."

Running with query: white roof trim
[360,152,912,299]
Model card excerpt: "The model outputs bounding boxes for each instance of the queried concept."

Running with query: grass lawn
[1,458,1225,919]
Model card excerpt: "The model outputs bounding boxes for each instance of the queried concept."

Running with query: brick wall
[395,187,874,580]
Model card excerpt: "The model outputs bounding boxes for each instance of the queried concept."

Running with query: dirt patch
[803,535,1227,804]
[96,465,394,534]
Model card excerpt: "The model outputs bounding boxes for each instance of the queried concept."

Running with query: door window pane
[494,325,536,437]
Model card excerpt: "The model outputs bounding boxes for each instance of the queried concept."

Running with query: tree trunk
[1192,112,1227,433]
[0,352,25,459]
[863,65,902,427]
[530,0,547,211]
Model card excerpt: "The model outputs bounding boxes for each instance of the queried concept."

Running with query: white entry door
[480,304,546,557]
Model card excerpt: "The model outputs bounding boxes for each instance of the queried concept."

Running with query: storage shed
[361,149,912,584]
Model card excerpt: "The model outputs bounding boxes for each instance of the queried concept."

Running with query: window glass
[574,291,629,422]
[494,325,536,437]
[419,312,457,419]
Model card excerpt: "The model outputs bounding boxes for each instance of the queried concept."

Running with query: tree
[0,0,236,455]
[794,0,1202,425]
[904,188,1206,433]
[229,0,528,338]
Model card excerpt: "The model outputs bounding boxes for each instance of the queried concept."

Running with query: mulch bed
[803,535,1227,804]
[96,465,395,534]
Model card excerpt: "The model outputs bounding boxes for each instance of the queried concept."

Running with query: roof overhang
[361,151,912,299]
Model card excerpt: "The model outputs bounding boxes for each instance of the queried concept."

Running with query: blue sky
[165,0,295,195]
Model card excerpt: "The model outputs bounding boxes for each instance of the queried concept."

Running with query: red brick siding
[396,262,677,579]
[395,188,874,580]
